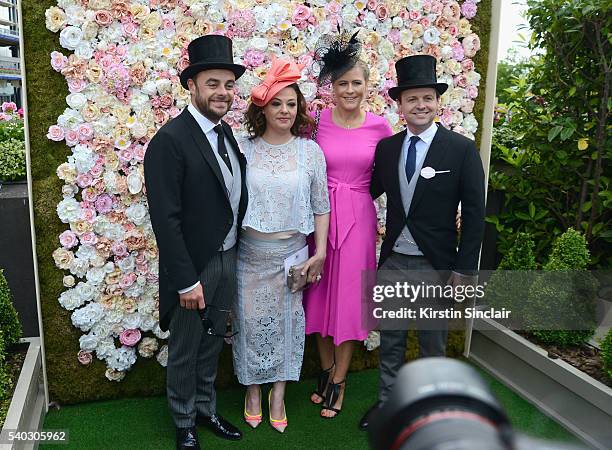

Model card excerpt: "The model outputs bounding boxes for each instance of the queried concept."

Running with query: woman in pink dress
[303,32,392,418]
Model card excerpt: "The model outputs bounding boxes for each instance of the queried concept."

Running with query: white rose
[408,0,423,10]
[61,184,78,198]
[64,5,86,27]
[142,80,157,95]
[117,255,135,273]
[131,122,148,139]
[69,257,89,278]
[59,289,84,310]
[106,310,123,324]
[153,324,170,340]
[91,318,113,339]
[156,344,168,367]
[208,9,223,23]
[72,144,96,173]
[75,244,96,262]
[75,42,93,59]
[59,25,83,50]
[126,172,144,196]
[122,312,143,330]
[138,337,159,358]
[399,29,413,45]
[386,112,400,126]
[140,314,157,332]
[79,333,100,351]
[462,114,478,134]
[155,78,172,95]
[63,275,76,287]
[466,71,481,87]
[57,197,81,223]
[66,93,87,110]
[363,12,378,29]
[106,223,126,241]
[378,39,395,60]
[96,338,115,359]
[72,302,105,331]
[392,17,403,28]
[86,267,106,285]
[106,346,137,371]
[299,82,317,102]
[58,108,83,130]
[75,281,97,303]
[440,45,453,59]
[423,27,440,45]
[105,368,126,382]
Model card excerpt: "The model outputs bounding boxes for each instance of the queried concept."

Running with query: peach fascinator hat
[250,57,304,107]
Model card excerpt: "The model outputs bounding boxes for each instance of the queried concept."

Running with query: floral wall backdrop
[25,0,492,402]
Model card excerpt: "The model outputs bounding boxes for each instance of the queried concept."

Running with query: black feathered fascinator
[314,29,362,85]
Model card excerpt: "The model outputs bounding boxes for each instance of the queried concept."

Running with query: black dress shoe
[359,401,382,431]
[197,413,242,441]
[176,427,201,450]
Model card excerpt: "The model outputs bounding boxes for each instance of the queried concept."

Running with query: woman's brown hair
[245,83,314,138]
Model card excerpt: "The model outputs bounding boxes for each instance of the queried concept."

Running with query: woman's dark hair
[245,83,314,138]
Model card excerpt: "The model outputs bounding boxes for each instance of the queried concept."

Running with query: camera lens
[369,358,513,450]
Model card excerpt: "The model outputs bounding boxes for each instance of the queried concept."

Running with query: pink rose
[68,78,87,93]
[95,10,113,26]
[119,272,137,289]
[59,230,79,248]
[133,145,146,161]
[78,123,94,141]
[119,328,141,347]
[325,2,340,14]
[292,4,311,22]
[153,108,169,125]
[177,57,190,74]
[376,4,388,20]
[430,1,443,15]
[366,0,377,11]
[77,350,93,365]
[50,51,68,71]
[420,17,431,28]
[122,20,139,39]
[466,85,478,99]
[448,24,459,36]
[82,187,98,202]
[454,74,468,88]
[95,193,113,214]
[159,94,173,109]
[47,125,65,142]
[80,231,98,245]
[461,59,475,72]
[90,163,104,178]
[112,242,128,257]
[409,10,421,21]
[81,206,97,223]
[76,173,93,188]
[168,106,180,119]
[162,18,174,31]
[65,129,80,146]
[118,148,133,163]
[461,99,475,113]
[461,1,478,20]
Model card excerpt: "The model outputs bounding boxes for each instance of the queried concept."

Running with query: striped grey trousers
[166,247,236,427]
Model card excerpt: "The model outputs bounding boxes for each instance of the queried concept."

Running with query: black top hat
[179,35,246,89]
[388,55,448,100]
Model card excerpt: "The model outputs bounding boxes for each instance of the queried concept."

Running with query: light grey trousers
[378,252,449,403]
[166,247,236,427]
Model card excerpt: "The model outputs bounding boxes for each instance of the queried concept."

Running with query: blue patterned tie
[405,135,420,182]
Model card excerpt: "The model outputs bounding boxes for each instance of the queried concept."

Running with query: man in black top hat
[144,35,247,449]
[359,54,485,430]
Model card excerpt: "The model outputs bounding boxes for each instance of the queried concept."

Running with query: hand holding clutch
[287,264,309,293]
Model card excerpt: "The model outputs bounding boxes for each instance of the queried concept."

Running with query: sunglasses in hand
[197,304,237,339]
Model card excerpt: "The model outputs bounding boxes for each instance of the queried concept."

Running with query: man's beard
[193,88,230,123]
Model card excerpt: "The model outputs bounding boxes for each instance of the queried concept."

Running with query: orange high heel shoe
[268,390,287,433]
[244,391,262,428]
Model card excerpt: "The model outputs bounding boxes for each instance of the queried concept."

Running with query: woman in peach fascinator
[231,57,330,433]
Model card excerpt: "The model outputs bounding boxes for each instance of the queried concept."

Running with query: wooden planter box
[468,317,612,450]
[1,338,46,450]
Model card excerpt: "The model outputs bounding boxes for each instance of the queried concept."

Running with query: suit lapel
[409,124,448,214]
[182,109,228,200]
[386,130,407,218]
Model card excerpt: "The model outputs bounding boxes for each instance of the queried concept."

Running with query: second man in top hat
[360,54,486,429]
[144,35,247,449]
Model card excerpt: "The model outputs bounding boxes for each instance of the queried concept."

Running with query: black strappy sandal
[320,379,345,418]
[311,364,334,404]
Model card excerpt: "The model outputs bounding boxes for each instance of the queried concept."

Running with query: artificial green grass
[41,366,578,449]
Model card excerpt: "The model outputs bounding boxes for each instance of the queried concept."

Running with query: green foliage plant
[485,233,537,326]
[0,269,22,349]
[528,228,598,346]
[601,328,612,380]
[0,138,26,182]
[487,0,611,267]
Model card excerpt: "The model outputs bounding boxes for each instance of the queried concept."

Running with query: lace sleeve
[307,141,330,215]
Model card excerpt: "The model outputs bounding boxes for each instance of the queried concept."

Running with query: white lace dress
[232,136,330,385]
